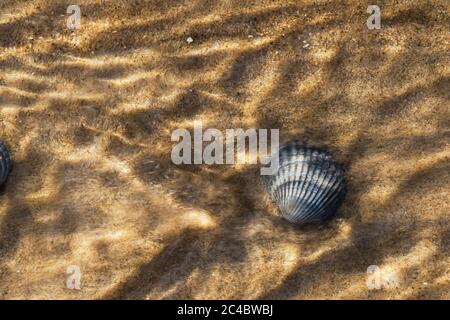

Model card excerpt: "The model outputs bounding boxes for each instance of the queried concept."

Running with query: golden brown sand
[0,0,449,299]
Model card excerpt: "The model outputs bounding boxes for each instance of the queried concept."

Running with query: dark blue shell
[262,141,346,225]
[0,140,11,186]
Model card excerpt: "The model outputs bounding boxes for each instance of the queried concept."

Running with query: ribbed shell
[0,140,11,186]
[262,141,346,225]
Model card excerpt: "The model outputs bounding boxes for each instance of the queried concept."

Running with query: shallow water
[0,0,449,299]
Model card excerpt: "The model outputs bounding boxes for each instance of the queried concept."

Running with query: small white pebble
[186,37,194,44]
[303,43,310,48]
[248,35,253,38]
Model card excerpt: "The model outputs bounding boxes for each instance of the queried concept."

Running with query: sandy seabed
[0,0,449,299]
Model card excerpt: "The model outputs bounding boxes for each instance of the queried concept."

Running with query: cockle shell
[0,140,11,186]
[262,141,346,225]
